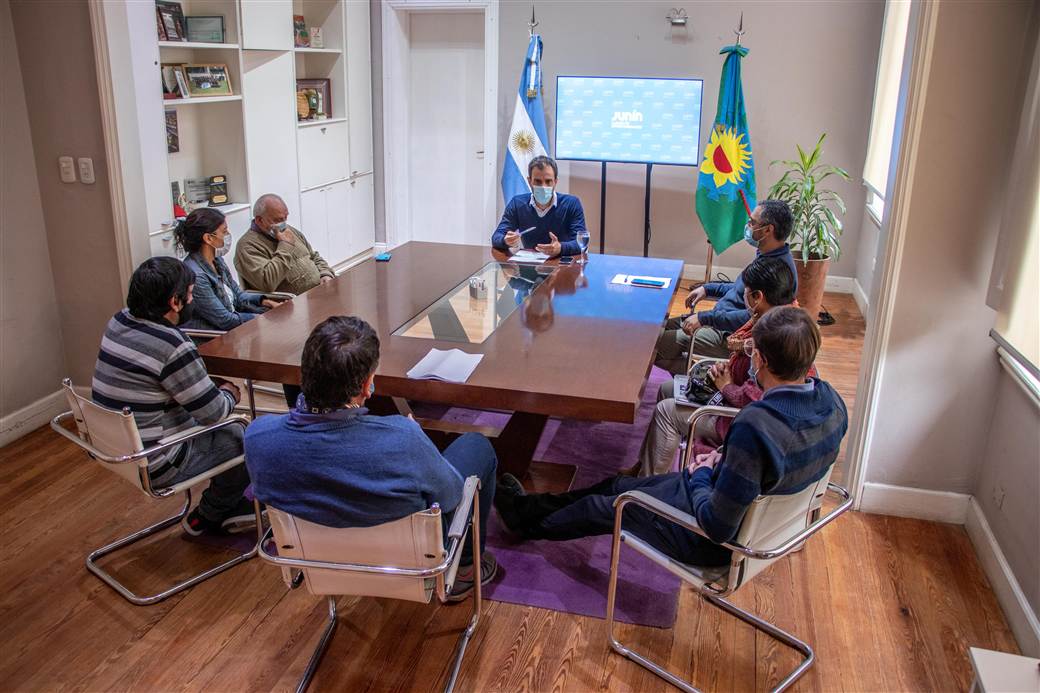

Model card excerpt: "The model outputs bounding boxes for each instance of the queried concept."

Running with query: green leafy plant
[767,134,850,262]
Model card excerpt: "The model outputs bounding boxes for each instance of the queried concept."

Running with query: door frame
[380,0,499,248]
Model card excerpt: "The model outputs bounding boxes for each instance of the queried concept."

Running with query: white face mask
[215,231,232,257]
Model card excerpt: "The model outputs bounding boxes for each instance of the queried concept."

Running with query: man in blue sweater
[245,316,499,601]
[655,200,798,373]
[491,155,588,257]
[495,306,847,568]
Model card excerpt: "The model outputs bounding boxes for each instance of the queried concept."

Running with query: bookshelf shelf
[159,41,241,49]
[164,95,243,105]
[298,116,347,128]
[294,47,341,54]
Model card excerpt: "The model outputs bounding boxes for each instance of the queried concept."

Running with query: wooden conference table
[198,241,683,477]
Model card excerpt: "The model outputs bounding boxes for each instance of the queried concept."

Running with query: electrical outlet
[77,157,95,184]
[58,156,76,183]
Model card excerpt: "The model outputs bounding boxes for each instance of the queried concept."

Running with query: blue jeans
[156,426,250,522]
[441,433,497,566]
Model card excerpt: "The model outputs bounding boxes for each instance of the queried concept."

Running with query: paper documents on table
[511,249,551,263]
[406,348,484,383]
[610,274,672,289]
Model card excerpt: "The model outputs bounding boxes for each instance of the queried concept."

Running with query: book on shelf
[293,15,310,47]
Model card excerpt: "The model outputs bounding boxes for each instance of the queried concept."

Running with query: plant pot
[793,252,830,324]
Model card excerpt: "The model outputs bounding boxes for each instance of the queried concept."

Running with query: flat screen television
[555,76,703,166]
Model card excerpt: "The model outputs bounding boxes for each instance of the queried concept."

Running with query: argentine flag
[502,34,549,202]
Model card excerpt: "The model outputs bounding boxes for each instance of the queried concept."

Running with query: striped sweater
[92,309,235,478]
[684,378,848,566]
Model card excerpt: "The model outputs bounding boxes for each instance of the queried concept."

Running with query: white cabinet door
[347,173,375,257]
[300,187,329,262]
[240,0,293,50]
[223,208,253,286]
[345,0,373,176]
[297,121,350,190]
[325,181,350,266]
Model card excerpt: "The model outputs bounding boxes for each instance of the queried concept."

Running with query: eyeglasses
[742,339,755,357]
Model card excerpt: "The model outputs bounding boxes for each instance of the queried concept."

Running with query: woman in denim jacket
[175,208,285,331]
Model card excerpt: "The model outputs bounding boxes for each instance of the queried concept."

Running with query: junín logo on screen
[611,110,643,130]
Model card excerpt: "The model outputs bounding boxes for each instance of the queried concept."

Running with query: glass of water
[576,229,591,263]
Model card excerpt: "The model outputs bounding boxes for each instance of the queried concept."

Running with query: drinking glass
[576,229,591,263]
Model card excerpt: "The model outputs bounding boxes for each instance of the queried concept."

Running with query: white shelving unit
[94,0,376,276]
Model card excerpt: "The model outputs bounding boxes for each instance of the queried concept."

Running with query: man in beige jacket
[234,193,335,295]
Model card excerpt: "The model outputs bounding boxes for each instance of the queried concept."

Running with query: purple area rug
[414,367,681,628]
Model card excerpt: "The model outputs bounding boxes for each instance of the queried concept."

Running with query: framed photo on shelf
[155,7,167,41]
[185,16,225,43]
[165,109,179,153]
[295,78,331,120]
[183,64,233,97]
[293,15,310,47]
[160,63,189,99]
[309,27,324,48]
[156,1,186,41]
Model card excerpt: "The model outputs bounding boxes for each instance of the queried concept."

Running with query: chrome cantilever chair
[50,379,258,605]
[607,405,854,693]
[257,476,484,693]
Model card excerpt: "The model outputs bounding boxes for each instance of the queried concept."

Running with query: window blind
[862,0,911,198]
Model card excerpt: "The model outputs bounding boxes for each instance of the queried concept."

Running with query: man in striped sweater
[494,306,848,568]
[92,257,253,536]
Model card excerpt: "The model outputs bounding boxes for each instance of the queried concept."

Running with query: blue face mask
[532,186,554,206]
[743,222,760,248]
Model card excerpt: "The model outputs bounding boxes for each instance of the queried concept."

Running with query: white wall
[497,1,883,276]
[862,0,1034,495]
[9,0,125,386]
[0,0,66,418]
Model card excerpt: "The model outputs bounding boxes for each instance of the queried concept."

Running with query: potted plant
[767,134,849,323]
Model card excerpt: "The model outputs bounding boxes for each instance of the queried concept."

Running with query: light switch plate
[58,156,76,183]
[77,157,95,184]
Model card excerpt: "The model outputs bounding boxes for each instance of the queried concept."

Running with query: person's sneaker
[181,507,223,537]
[220,498,266,533]
[446,552,499,603]
[493,474,528,534]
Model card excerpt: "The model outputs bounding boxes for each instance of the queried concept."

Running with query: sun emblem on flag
[699,126,752,188]
[511,129,537,154]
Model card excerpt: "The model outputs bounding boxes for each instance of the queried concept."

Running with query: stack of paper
[511,249,550,264]
[406,348,484,383]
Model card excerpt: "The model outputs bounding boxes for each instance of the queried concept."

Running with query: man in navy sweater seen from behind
[655,199,798,372]
[245,316,499,601]
[491,155,588,257]
[494,305,847,569]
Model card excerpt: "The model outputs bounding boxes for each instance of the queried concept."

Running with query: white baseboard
[682,263,855,294]
[852,278,870,316]
[0,390,65,448]
[965,498,1040,657]
[859,482,971,524]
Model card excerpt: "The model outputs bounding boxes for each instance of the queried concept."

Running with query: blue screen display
[555,76,703,166]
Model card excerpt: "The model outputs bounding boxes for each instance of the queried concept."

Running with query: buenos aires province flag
[696,44,757,253]
[502,34,549,202]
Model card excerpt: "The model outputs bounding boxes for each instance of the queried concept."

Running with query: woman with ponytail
[175,208,283,331]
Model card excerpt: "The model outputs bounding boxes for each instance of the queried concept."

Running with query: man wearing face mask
[234,193,335,295]
[176,207,285,332]
[632,257,817,476]
[246,315,501,601]
[491,156,588,257]
[654,199,797,372]
[92,257,257,536]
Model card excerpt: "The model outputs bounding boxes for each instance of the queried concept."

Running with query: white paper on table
[406,348,484,383]
[510,249,551,263]
[610,274,672,289]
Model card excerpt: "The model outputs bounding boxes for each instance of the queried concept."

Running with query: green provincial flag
[696,44,757,253]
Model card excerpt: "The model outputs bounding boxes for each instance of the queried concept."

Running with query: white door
[407,12,485,245]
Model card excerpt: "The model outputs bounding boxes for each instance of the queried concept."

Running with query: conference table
[198,241,683,478]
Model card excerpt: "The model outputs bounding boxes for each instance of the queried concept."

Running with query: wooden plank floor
[0,291,1019,692]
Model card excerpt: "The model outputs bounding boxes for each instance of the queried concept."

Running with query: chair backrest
[61,380,147,490]
[267,506,446,603]
[730,465,835,587]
